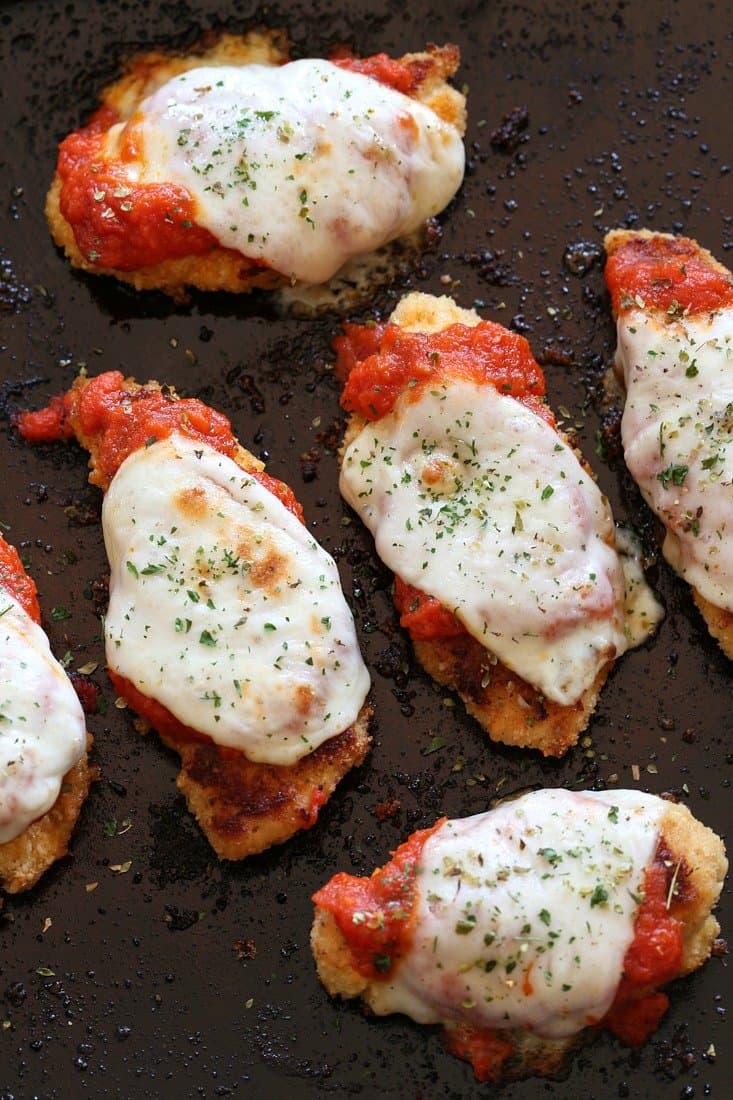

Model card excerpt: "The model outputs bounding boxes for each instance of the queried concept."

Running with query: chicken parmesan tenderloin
[18,372,371,859]
[46,31,466,297]
[312,788,727,1082]
[605,228,733,658]
[0,534,92,893]
[336,292,662,756]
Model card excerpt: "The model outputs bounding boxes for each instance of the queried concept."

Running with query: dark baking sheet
[0,1,730,1096]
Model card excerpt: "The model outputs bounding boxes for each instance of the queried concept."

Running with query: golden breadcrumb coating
[691,591,733,661]
[0,737,94,894]
[160,713,370,860]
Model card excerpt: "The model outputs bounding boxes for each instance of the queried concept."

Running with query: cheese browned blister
[338,292,662,756]
[605,228,733,659]
[46,32,466,297]
[18,373,371,859]
[0,537,92,894]
[312,789,727,1081]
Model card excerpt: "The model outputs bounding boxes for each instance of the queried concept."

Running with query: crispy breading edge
[692,591,733,661]
[604,227,733,661]
[310,797,727,1081]
[60,371,371,859]
[160,708,371,860]
[0,737,94,895]
[45,35,466,298]
[340,291,621,757]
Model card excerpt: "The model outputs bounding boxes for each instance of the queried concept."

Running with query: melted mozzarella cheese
[340,380,627,704]
[0,595,86,844]
[615,309,733,610]
[366,789,664,1039]
[102,434,370,765]
[615,526,665,647]
[112,60,464,284]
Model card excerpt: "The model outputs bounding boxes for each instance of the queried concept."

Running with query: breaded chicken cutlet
[605,228,733,660]
[336,291,662,756]
[46,32,466,298]
[312,789,727,1082]
[0,535,92,894]
[18,372,371,859]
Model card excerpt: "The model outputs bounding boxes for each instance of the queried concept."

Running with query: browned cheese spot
[420,455,456,488]
[174,484,210,520]
[248,544,289,595]
[293,682,317,718]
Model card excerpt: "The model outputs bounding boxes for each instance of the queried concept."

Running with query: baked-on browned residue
[174,484,210,520]
[249,544,288,593]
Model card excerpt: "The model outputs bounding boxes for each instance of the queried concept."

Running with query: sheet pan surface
[0,1,729,1096]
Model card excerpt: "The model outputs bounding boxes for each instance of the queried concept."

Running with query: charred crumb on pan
[489,105,530,152]
[315,419,347,454]
[233,937,257,961]
[538,344,575,369]
[597,407,624,464]
[372,797,401,822]
[461,247,515,287]
[299,447,321,482]
[372,639,411,687]
[562,240,604,278]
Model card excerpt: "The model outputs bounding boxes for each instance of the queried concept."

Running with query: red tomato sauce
[332,320,386,382]
[0,535,40,624]
[312,820,445,980]
[392,577,464,639]
[602,841,685,1046]
[17,371,304,522]
[332,52,421,96]
[336,318,554,642]
[337,320,551,424]
[108,669,256,759]
[305,787,328,829]
[57,107,221,271]
[606,233,733,315]
[444,1025,513,1083]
